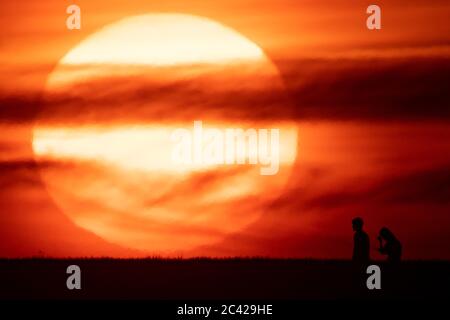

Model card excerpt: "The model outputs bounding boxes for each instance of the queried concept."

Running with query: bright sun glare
[61,14,264,66]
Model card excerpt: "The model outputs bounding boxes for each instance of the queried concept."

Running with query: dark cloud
[0,159,79,190]
[0,93,42,124]
[298,165,450,211]
[0,159,77,172]
[37,65,292,124]
[270,163,450,216]
[1,56,449,124]
[280,57,450,120]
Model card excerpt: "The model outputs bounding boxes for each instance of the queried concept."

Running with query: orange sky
[0,0,449,259]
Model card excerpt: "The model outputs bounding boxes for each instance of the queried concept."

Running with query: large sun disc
[33,13,298,255]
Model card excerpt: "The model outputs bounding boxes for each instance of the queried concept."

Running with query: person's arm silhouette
[377,235,387,254]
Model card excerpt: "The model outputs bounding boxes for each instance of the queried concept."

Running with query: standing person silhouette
[352,217,370,263]
[378,227,402,262]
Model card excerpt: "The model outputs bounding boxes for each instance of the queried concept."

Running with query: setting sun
[61,14,264,66]
[32,13,298,253]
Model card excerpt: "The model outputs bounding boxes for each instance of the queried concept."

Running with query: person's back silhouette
[352,217,370,263]
[378,227,402,262]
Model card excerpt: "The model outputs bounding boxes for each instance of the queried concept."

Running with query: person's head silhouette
[352,217,364,232]
[379,227,396,242]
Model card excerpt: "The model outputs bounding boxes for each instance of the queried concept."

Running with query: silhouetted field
[0,258,449,300]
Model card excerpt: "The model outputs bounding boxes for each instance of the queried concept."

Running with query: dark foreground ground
[0,258,449,300]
